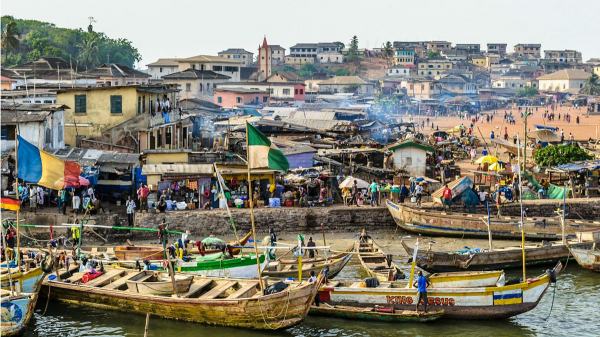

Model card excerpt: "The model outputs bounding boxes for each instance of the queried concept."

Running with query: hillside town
[1,14,600,337]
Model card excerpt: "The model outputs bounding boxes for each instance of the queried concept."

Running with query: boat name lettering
[386,295,455,306]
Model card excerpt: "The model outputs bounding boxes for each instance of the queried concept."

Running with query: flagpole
[516,134,526,282]
[246,123,264,291]
[15,128,21,268]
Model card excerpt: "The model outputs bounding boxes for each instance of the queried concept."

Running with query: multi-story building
[455,44,481,54]
[394,48,416,66]
[218,48,254,66]
[257,37,272,82]
[270,45,286,64]
[216,82,305,102]
[177,55,243,82]
[425,41,452,53]
[213,88,270,108]
[544,50,582,64]
[513,44,542,58]
[1,104,65,152]
[83,63,151,86]
[162,69,230,100]
[57,85,177,146]
[487,43,507,56]
[286,42,343,64]
[399,78,441,99]
[146,58,181,80]
[417,60,453,77]
[386,65,412,77]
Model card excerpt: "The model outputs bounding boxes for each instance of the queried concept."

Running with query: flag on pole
[246,123,289,171]
[17,135,80,190]
[0,197,20,211]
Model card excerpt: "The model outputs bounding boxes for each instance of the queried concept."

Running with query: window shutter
[111,95,123,113]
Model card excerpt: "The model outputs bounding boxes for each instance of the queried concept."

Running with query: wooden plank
[66,272,85,283]
[200,281,237,299]
[103,272,144,290]
[85,270,126,287]
[182,279,214,298]
[228,282,259,299]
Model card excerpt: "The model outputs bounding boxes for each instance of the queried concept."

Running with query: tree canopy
[582,73,600,96]
[347,35,360,64]
[516,86,538,97]
[533,143,593,167]
[1,16,141,69]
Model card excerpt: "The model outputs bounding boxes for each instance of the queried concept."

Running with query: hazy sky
[3,0,599,68]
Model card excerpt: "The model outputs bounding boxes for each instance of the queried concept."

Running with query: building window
[160,67,163,73]
[236,97,242,103]
[224,66,239,72]
[74,95,87,113]
[282,89,290,95]
[186,83,191,92]
[213,66,223,71]
[217,97,222,103]
[110,95,123,114]
[299,89,304,94]
[294,89,299,95]
[263,96,268,103]
[1,125,16,140]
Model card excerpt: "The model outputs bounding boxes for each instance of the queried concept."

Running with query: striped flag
[246,123,289,171]
[0,197,20,211]
[17,135,80,190]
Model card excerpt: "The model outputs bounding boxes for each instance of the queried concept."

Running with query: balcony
[149,111,182,127]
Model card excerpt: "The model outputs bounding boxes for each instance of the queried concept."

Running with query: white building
[387,140,434,177]
[386,66,412,77]
[317,52,344,64]
[1,104,65,152]
[146,58,181,80]
[177,55,243,82]
[218,48,254,66]
[537,69,590,93]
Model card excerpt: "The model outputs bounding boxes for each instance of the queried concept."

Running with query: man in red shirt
[137,184,150,212]
[441,184,453,211]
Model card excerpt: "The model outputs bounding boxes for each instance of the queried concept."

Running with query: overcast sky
[3,0,599,68]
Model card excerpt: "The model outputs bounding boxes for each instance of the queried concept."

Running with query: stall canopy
[142,164,214,176]
[548,160,600,173]
[339,176,369,189]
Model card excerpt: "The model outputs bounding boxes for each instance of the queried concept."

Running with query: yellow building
[57,85,177,146]
[471,56,487,68]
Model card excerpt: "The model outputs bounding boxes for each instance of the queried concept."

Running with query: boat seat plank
[103,272,145,290]
[65,272,86,283]
[228,282,259,299]
[85,270,126,287]
[303,263,314,270]
[350,282,363,288]
[200,281,237,299]
[282,265,294,272]
[182,279,213,298]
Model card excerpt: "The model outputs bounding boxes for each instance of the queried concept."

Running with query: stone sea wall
[135,206,396,237]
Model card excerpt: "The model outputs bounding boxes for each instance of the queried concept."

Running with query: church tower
[257,36,272,82]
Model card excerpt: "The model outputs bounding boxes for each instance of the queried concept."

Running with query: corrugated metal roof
[142,164,214,175]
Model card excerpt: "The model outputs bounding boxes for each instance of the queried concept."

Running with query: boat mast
[15,124,21,269]
[516,134,526,281]
[213,163,239,242]
[246,123,265,291]
[407,237,419,288]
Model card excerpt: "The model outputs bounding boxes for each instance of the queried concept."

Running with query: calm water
[23,260,600,337]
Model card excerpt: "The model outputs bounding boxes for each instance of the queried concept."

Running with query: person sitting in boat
[308,270,318,283]
[413,271,431,313]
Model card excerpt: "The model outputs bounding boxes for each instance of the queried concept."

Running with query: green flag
[246,122,289,171]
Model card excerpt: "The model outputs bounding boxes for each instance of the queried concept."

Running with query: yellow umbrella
[475,155,498,165]
[488,162,503,171]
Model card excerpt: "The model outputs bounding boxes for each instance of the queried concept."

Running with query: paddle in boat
[42,265,322,330]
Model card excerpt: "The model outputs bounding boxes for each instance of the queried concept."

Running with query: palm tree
[1,20,20,59]
[582,73,600,96]
[77,33,100,69]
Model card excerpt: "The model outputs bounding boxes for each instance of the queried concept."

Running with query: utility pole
[522,106,530,171]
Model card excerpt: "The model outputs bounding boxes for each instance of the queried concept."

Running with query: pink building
[214,88,270,108]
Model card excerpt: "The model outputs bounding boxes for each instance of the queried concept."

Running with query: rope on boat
[256,285,293,330]
[544,251,570,321]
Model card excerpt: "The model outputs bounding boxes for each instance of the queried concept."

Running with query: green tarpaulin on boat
[522,172,569,200]
[201,236,225,245]
[195,252,225,262]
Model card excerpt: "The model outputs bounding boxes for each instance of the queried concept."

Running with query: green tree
[533,144,593,167]
[516,86,538,97]
[77,32,100,69]
[582,73,600,95]
[382,41,394,67]
[1,18,19,60]
[347,35,360,64]
[298,63,318,78]
[427,51,441,59]
[334,68,350,76]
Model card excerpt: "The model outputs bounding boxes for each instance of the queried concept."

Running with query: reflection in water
[24,263,600,337]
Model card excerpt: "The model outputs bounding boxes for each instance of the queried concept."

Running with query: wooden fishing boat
[263,252,352,279]
[317,262,562,320]
[278,249,351,265]
[126,272,194,295]
[356,238,504,288]
[355,239,405,281]
[310,303,444,322]
[401,239,579,272]
[118,253,268,279]
[42,267,321,330]
[387,200,600,240]
[568,243,600,272]
[114,245,164,261]
[1,267,45,336]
